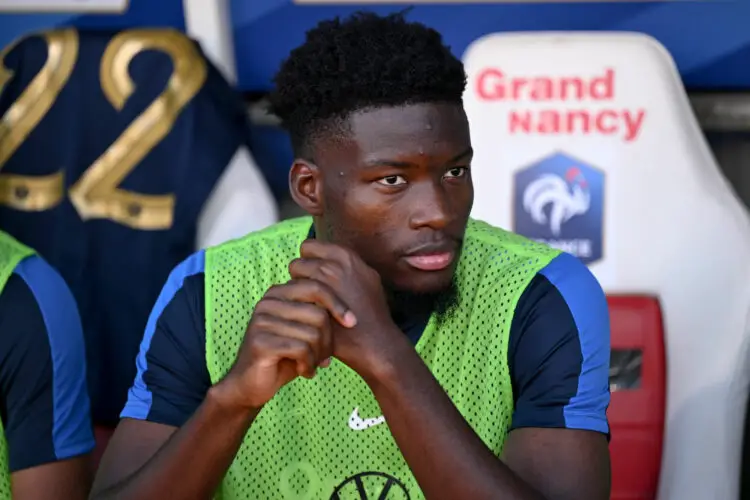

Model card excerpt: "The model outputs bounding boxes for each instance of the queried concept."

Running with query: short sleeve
[508,252,610,435]
[121,251,211,427]
[0,255,94,472]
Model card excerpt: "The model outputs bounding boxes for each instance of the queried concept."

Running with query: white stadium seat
[183,0,279,247]
[197,146,279,248]
[463,32,750,500]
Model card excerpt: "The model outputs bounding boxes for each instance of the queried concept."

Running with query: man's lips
[402,242,458,271]
[403,252,455,271]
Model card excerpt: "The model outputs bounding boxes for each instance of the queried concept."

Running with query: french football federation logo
[522,167,591,236]
[513,152,604,264]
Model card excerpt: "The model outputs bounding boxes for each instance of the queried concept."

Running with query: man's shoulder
[0,271,42,329]
[510,252,610,391]
[465,219,560,261]
[511,247,607,318]
[161,217,311,321]
[461,221,606,312]
[513,252,608,331]
[210,217,312,252]
[508,254,611,435]
[0,255,94,471]
[157,251,207,314]
[5,254,73,318]
[459,219,562,288]
[203,217,312,278]
[6,253,88,364]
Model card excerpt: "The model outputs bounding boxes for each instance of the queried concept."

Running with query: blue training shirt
[123,249,610,436]
[0,255,94,472]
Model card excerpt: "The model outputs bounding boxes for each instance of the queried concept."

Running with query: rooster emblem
[522,167,590,236]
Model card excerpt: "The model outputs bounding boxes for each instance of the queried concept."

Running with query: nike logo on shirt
[348,407,385,431]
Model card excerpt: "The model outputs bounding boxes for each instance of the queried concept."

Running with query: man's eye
[445,167,468,178]
[377,175,407,186]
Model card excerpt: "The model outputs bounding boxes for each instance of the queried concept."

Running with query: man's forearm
[365,339,543,500]
[93,386,258,500]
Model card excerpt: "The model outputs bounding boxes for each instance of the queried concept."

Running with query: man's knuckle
[340,248,354,263]
[290,341,309,358]
[252,312,274,328]
[255,297,284,315]
[305,343,317,360]
[306,279,326,296]
[248,331,272,352]
[320,263,341,280]
[299,325,319,343]
[265,284,285,298]
[311,308,329,328]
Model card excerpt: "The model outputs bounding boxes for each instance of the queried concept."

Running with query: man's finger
[265,280,357,328]
[289,257,341,283]
[288,257,321,280]
[251,331,317,379]
[253,301,333,361]
[252,313,329,365]
[299,239,349,262]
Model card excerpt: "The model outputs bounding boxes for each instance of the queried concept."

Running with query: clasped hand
[221,240,403,410]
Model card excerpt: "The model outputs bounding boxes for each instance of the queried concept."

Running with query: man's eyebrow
[363,147,474,169]
[363,159,418,169]
[450,147,474,163]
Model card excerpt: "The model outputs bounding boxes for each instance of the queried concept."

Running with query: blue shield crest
[512,152,605,264]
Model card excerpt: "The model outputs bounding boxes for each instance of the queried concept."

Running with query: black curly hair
[267,11,467,157]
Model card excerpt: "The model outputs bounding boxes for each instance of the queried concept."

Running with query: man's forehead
[310,103,469,167]
[348,103,469,159]
[350,103,466,137]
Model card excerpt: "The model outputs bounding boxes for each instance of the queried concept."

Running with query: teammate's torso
[204,217,560,499]
[0,231,34,498]
[0,28,248,422]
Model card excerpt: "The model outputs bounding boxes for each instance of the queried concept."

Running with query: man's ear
[289,159,324,216]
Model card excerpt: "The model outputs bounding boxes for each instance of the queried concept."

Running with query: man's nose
[408,183,452,231]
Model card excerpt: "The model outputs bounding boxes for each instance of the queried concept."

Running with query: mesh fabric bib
[205,217,559,500]
[0,232,34,498]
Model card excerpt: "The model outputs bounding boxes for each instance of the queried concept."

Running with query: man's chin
[389,279,449,298]
[386,273,459,318]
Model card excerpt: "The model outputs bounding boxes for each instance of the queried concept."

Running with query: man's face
[312,102,473,297]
